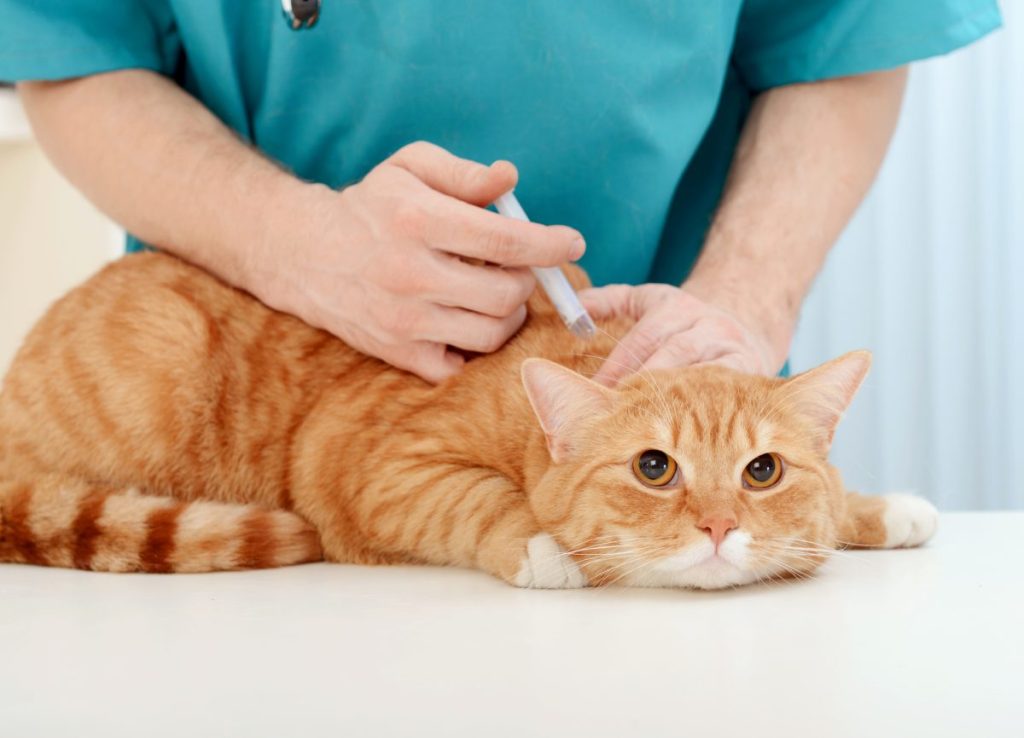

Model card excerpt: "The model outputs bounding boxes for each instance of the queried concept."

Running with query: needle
[493,191,596,339]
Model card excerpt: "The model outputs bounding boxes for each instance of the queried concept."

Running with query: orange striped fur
[0,253,934,585]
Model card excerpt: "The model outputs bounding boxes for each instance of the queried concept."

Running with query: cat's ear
[521,358,614,463]
[780,350,872,450]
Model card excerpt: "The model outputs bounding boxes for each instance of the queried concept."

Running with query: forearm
[685,67,908,367]
[18,70,583,383]
[18,70,316,290]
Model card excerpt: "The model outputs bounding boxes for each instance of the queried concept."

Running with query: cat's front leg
[351,463,587,589]
[840,491,938,549]
[452,512,588,589]
[510,532,588,589]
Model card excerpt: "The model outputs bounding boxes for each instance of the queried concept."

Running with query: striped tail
[0,475,322,572]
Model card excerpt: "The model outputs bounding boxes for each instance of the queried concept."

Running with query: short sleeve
[733,0,1002,91]
[0,0,180,81]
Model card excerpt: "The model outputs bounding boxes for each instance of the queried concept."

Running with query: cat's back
[5,252,361,392]
[0,252,370,500]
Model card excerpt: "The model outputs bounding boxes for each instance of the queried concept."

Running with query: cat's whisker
[569,548,630,560]
[576,350,672,426]
[581,554,638,579]
[604,553,669,587]
[577,542,671,559]
[549,533,683,566]
[569,544,628,555]
[589,546,662,571]
[768,549,853,563]
[562,532,680,547]
[766,547,868,566]
[765,537,868,563]
[755,554,815,583]
[754,547,824,574]
[771,542,852,555]
[783,536,846,546]
[768,535,848,550]
[760,541,835,554]
[559,543,627,553]
[559,548,632,560]
[754,559,791,581]
[587,325,676,422]
[595,556,649,586]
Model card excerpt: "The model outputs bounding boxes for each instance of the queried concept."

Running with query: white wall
[0,93,121,375]
[790,5,1023,510]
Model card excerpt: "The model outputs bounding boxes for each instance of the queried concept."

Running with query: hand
[579,283,785,387]
[250,141,586,383]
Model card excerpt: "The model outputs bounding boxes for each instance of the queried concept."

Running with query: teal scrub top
[0,1,1001,287]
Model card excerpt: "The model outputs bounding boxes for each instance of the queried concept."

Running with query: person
[0,2,1001,384]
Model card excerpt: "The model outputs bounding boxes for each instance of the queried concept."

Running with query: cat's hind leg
[0,474,321,572]
[839,491,938,549]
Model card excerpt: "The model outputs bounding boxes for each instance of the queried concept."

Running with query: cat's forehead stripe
[682,385,761,451]
[743,415,758,449]
[723,409,737,445]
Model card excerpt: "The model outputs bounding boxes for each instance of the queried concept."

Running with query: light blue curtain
[790,4,1022,510]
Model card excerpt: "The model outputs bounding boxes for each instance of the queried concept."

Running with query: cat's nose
[697,515,738,549]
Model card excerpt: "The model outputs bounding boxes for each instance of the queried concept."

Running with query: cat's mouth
[616,531,762,590]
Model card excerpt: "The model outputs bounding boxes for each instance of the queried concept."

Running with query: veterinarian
[0,2,999,383]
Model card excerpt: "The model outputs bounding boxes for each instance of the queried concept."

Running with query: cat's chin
[619,532,762,590]
[628,558,762,590]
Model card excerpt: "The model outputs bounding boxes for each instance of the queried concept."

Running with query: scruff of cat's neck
[428,313,633,494]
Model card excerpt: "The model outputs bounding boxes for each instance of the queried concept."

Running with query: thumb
[390,141,518,207]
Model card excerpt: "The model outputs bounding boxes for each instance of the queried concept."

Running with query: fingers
[591,321,665,387]
[586,285,768,386]
[380,340,466,384]
[640,338,708,374]
[645,344,760,375]
[387,141,585,268]
[579,284,678,321]
[702,353,754,373]
[386,249,535,318]
[591,302,701,386]
[390,141,518,207]
[373,300,526,383]
[424,194,585,267]
[424,255,536,318]
[638,329,762,377]
[296,141,583,384]
[592,316,743,386]
[417,304,529,354]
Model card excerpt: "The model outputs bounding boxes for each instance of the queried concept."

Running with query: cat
[0,252,937,589]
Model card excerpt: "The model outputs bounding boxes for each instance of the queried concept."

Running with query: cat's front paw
[882,493,938,548]
[513,533,588,589]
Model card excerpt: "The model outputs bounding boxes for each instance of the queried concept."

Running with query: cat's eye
[742,453,784,490]
[632,449,678,487]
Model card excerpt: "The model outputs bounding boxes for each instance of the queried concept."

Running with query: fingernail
[570,237,586,261]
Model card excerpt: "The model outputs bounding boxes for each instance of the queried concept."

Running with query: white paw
[882,493,938,548]
[513,533,587,589]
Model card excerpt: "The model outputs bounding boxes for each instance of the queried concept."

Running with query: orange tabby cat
[0,252,936,588]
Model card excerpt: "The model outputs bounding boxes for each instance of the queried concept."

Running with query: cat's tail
[0,475,322,572]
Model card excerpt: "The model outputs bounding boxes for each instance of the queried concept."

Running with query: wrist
[240,175,337,308]
[683,269,797,371]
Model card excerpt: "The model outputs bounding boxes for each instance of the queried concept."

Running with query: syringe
[493,191,596,340]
